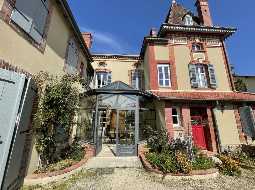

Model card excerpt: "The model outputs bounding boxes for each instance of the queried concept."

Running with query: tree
[235,78,247,92]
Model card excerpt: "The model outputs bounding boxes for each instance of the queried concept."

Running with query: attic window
[192,43,204,52]
[184,15,193,26]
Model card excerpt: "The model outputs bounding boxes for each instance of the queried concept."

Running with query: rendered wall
[154,46,169,61]
[174,46,192,90]
[0,1,86,76]
[154,100,166,130]
[213,106,241,149]
[207,47,231,91]
[92,58,138,85]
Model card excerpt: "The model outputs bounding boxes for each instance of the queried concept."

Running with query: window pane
[158,67,162,73]
[173,116,178,125]
[159,80,164,86]
[159,73,164,80]
[172,108,177,115]
[165,80,170,86]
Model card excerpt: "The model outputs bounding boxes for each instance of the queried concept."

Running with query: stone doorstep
[139,152,219,179]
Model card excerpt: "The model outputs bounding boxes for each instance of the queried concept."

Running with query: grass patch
[22,170,96,190]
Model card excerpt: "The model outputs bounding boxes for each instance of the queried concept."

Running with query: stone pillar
[182,106,191,137]
[207,108,218,153]
[234,108,246,144]
[165,102,174,139]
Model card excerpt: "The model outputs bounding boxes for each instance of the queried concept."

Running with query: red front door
[191,116,207,150]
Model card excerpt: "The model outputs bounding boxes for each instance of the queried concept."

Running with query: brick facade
[181,106,191,136]
[165,102,174,139]
[206,108,218,153]
[234,108,246,144]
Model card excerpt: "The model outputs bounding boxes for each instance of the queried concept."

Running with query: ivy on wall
[33,72,81,165]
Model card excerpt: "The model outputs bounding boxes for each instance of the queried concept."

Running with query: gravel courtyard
[24,167,255,190]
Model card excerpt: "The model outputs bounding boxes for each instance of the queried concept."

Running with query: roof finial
[172,0,176,4]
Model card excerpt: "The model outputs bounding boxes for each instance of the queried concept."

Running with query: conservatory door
[116,110,136,156]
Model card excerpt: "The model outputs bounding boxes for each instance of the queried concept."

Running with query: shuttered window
[66,39,79,75]
[130,70,144,90]
[11,0,49,43]
[208,64,217,89]
[239,106,255,139]
[157,64,171,87]
[188,64,217,89]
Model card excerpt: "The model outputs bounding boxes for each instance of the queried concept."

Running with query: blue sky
[68,0,255,75]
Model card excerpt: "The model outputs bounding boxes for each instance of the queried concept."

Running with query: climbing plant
[33,72,81,165]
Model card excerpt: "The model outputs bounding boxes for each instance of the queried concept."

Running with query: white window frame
[172,107,181,127]
[184,15,193,26]
[95,72,111,88]
[196,65,208,88]
[157,64,171,87]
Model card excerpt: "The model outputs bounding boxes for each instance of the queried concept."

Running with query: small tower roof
[165,1,200,25]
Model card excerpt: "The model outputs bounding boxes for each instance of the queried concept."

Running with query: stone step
[84,157,143,169]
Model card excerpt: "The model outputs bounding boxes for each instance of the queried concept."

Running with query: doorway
[95,108,137,157]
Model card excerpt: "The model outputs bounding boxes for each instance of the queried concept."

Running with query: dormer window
[184,15,193,26]
[192,43,204,52]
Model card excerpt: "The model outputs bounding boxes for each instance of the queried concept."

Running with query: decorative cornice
[92,54,141,60]
[159,23,236,38]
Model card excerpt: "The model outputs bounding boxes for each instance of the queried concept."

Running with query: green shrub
[217,154,241,176]
[192,154,215,170]
[68,141,85,161]
[146,152,179,174]
[146,150,193,174]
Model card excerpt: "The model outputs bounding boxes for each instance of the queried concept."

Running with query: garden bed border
[139,146,219,178]
[25,144,95,180]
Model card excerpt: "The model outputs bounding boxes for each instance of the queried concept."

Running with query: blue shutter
[11,0,48,43]
[208,64,217,89]
[239,106,255,139]
[107,73,112,85]
[189,64,199,88]
[66,39,79,74]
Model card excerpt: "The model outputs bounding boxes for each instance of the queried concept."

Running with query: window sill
[191,50,206,53]
[191,87,216,91]
[159,86,172,88]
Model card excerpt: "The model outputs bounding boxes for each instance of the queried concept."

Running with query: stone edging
[25,144,95,180]
[139,151,219,179]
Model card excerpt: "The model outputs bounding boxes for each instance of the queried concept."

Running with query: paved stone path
[84,144,143,169]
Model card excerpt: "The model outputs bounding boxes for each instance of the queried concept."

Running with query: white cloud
[80,26,125,53]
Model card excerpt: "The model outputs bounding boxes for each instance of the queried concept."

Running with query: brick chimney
[195,0,213,27]
[150,28,158,37]
[82,32,93,49]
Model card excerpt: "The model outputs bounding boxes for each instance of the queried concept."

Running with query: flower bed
[139,150,218,177]
[26,145,95,179]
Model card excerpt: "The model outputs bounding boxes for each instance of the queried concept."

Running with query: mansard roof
[165,2,200,26]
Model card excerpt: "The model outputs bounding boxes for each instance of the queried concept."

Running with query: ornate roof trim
[92,54,141,60]
[159,24,236,38]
